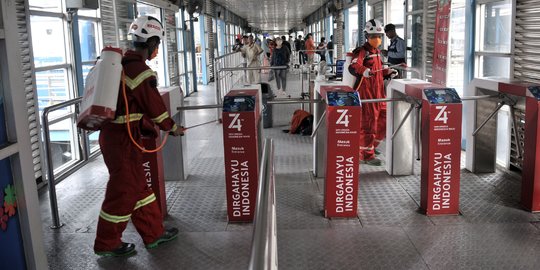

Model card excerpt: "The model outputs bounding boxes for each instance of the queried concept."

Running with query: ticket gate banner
[324,90,362,218]
[142,131,167,218]
[421,88,462,216]
[522,86,540,211]
[223,90,260,222]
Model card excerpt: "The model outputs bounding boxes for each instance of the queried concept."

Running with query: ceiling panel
[213,0,326,31]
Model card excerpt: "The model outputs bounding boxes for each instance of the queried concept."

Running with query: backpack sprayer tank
[342,52,355,88]
[77,47,123,130]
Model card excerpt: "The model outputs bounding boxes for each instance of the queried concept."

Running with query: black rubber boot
[146,228,179,249]
[95,242,136,257]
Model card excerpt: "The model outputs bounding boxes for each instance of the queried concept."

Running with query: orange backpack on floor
[289,109,313,135]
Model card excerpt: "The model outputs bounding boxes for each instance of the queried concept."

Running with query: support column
[1,0,48,268]
[205,0,215,82]
[335,1,345,60]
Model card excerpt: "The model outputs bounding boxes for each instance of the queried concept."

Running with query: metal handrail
[249,138,277,270]
[42,97,84,229]
[267,99,324,105]
[296,49,335,54]
[214,52,245,119]
[215,51,242,60]
[220,66,288,72]
[176,99,324,111]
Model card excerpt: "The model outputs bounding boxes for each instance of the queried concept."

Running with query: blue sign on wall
[0,95,27,270]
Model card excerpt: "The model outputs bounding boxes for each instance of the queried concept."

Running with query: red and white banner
[323,88,362,218]
[420,101,462,215]
[222,90,260,222]
[431,0,452,86]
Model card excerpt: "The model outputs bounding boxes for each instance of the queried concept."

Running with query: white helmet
[364,19,384,35]
[129,16,164,43]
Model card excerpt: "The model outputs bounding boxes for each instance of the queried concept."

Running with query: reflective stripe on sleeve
[151,111,170,124]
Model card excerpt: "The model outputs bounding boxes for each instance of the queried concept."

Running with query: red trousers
[94,126,164,251]
[359,103,386,161]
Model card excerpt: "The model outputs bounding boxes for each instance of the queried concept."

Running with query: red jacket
[102,50,177,138]
[349,43,391,101]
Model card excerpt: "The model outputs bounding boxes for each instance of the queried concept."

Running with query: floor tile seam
[399,226,432,270]
[166,187,184,207]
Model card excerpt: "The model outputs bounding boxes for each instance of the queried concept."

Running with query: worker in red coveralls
[94,15,183,257]
[349,19,398,166]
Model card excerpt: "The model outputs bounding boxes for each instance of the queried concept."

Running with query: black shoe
[95,242,136,257]
[146,228,179,249]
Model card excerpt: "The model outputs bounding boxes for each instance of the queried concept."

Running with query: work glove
[170,126,185,137]
[389,69,398,78]
[362,68,371,78]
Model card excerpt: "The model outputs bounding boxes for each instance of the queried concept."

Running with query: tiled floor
[40,72,540,269]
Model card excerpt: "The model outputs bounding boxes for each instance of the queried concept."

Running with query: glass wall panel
[30,16,67,67]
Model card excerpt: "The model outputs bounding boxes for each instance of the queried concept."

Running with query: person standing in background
[281,35,292,53]
[327,35,334,70]
[232,38,243,52]
[317,37,327,62]
[305,34,316,66]
[241,35,264,84]
[270,37,291,97]
[295,35,305,66]
[382,24,406,66]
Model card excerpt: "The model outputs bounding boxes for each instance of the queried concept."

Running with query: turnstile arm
[391,103,415,139]
[415,105,421,161]
[460,94,499,101]
[473,102,506,136]
[311,110,327,138]
[509,106,523,158]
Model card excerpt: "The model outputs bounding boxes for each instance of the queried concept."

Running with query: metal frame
[248,138,277,270]
[1,0,48,267]
[473,0,515,78]
[0,143,17,160]
[464,0,476,85]
[40,97,97,229]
